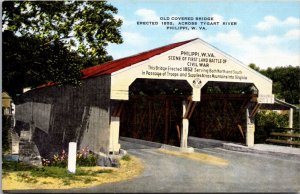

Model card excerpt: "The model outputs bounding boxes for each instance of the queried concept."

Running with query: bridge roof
[36,38,196,89]
[81,38,197,78]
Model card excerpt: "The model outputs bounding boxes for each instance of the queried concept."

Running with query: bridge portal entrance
[119,79,259,146]
[119,78,192,146]
[190,81,258,143]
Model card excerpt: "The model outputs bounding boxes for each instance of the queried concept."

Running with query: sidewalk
[122,136,300,160]
[188,136,300,160]
[223,142,300,160]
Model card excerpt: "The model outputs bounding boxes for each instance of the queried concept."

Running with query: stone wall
[14,76,111,160]
[19,131,42,166]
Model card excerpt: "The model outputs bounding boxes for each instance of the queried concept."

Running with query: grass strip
[2,155,143,190]
[158,148,229,166]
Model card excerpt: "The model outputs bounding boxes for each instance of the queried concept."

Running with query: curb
[188,136,228,148]
[119,136,162,148]
[222,143,300,160]
[120,137,194,153]
[188,136,300,160]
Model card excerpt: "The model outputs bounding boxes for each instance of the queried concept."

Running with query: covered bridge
[14,38,275,161]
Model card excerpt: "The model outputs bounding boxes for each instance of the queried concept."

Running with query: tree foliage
[2,1,122,64]
[254,110,289,143]
[2,1,123,99]
[3,30,83,98]
[249,64,300,104]
[2,115,11,152]
[256,110,289,129]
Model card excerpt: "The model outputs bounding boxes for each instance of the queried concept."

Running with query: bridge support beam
[289,108,293,128]
[181,118,189,148]
[246,108,255,147]
[180,101,188,148]
[109,116,121,154]
[109,101,124,154]
[180,100,195,153]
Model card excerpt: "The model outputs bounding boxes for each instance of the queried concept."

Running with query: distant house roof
[260,98,299,110]
[2,92,12,108]
[81,38,197,78]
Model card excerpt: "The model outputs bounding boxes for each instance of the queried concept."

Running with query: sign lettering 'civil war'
[141,51,248,82]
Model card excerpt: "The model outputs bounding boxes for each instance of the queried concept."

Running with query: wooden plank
[164,100,169,144]
[266,139,300,146]
[250,103,261,118]
[133,101,138,138]
[112,104,118,117]
[270,132,300,138]
[208,101,223,132]
[111,101,124,117]
[151,104,163,140]
[148,100,152,140]
[130,95,186,100]
[237,124,245,139]
[116,102,124,117]
[187,102,197,119]
[176,124,181,145]
[183,100,192,119]
[271,128,300,133]
[201,93,257,99]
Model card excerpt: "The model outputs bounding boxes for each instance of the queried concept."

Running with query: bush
[256,110,288,128]
[2,115,11,152]
[255,110,289,143]
[43,147,98,167]
[2,160,35,172]
[52,150,68,168]
[76,147,97,167]
[121,155,131,161]
[293,108,300,129]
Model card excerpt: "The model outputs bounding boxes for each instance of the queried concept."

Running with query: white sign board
[68,142,77,174]
[111,39,274,103]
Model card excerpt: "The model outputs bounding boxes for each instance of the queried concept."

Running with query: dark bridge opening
[120,78,192,146]
[189,81,258,143]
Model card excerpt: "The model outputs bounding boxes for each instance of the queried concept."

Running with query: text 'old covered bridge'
[15,38,275,161]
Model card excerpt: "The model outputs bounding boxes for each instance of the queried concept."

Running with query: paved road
[7,141,300,193]
[78,141,300,193]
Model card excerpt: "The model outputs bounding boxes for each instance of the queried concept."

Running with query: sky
[107,0,300,69]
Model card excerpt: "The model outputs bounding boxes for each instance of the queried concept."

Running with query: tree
[249,63,260,72]
[261,66,300,104]
[2,1,123,98]
[2,114,11,152]
[2,1,122,65]
[249,64,300,104]
[3,30,83,99]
